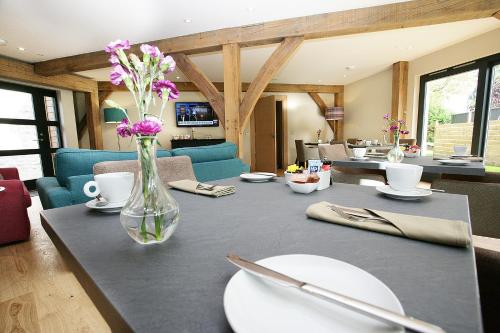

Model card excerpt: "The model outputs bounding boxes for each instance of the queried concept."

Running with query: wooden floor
[0,196,110,332]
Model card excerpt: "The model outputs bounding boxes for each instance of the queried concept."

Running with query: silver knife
[227,255,445,333]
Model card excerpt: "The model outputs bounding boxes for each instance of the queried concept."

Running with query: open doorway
[250,95,288,174]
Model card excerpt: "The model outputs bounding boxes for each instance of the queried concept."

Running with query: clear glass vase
[387,135,404,163]
[120,136,180,245]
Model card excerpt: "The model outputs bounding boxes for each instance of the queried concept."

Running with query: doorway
[0,81,62,190]
[251,95,288,173]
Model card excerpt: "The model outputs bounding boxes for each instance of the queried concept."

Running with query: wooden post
[334,92,344,141]
[391,61,409,141]
[85,89,103,150]
[223,44,242,154]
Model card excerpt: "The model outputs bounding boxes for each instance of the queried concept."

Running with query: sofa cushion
[36,177,72,209]
[192,158,249,182]
[55,148,171,186]
[171,142,236,163]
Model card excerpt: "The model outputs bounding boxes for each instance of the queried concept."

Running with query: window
[417,53,500,173]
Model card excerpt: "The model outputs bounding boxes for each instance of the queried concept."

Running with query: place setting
[83,172,134,213]
[350,147,370,161]
[239,172,277,183]
[435,145,480,166]
[375,164,432,201]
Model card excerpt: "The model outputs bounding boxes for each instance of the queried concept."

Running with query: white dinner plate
[224,254,404,333]
[376,185,432,201]
[349,156,369,161]
[85,199,127,213]
[240,173,276,182]
[437,159,472,166]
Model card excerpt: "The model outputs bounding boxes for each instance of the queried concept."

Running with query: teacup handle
[83,181,100,198]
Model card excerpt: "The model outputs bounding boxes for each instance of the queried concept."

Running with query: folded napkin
[306,201,470,247]
[168,179,235,197]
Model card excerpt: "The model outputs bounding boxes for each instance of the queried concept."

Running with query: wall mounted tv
[175,102,219,127]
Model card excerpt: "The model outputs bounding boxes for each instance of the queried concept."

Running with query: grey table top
[331,156,486,176]
[41,178,482,333]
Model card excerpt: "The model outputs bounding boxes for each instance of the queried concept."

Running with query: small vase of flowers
[383,114,409,163]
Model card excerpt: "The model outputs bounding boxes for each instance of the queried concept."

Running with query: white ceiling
[0,0,499,85]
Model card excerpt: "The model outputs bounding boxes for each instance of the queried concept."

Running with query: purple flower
[152,80,179,100]
[116,118,132,137]
[131,119,162,136]
[109,54,120,66]
[160,55,176,73]
[140,44,161,58]
[383,113,390,120]
[398,119,406,125]
[105,39,130,54]
[400,130,409,135]
[110,65,128,85]
[389,125,399,132]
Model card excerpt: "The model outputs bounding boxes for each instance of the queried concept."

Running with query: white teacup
[386,164,423,192]
[83,172,134,203]
[453,145,468,156]
[352,148,367,159]
[372,139,379,145]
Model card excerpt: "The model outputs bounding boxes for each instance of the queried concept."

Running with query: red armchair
[0,168,31,244]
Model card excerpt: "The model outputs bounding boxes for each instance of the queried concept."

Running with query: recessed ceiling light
[246,7,254,12]
[343,74,347,78]
[183,18,192,23]
[0,39,7,46]
[318,79,323,83]
[345,65,355,70]
[176,76,180,80]
[17,47,25,51]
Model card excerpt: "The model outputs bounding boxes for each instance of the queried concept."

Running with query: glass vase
[387,135,404,163]
[120,136,180,245]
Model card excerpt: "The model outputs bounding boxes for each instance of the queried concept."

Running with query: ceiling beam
[494,10,500,19]
[240,37,304,129]
[171,53,225,124]
[33,0,500,75]
[98,81,343,94]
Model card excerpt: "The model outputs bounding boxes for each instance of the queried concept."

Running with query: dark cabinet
[171,139,226,149]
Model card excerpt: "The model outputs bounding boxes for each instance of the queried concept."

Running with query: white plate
[240,173,275,182]
[376,185,432,200]
[85,199,127,213]
[450,154,473,158]
[437,159,472,166]
[224,254,404,333]
[0,186,5,192]
[349,157,369,161]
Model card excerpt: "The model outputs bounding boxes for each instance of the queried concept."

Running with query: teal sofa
[37,142,249,209]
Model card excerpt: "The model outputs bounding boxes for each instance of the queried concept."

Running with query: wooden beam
[391,61,409,121]
[308,92,336,135]
[171,53,225,124]
[97,81,343,94]
[0,56,96,92]
[223,44,241,152]
[240,37,303,129]
[85,90,103,150]
[334,92,344,141]
[494,10,500,19]
[98,91,112,107]
[34,0,500,75]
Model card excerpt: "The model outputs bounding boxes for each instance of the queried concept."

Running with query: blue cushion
[55,148,171,186]
[171,142,236,163]
[193,158,249,182]
[36,177,72,209]
[66,174,94,205]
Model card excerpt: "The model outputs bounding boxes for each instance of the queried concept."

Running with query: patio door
[0,81,62,190]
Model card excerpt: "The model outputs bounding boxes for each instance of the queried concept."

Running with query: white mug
[352,148,367,158]
[83,172,134,203]
[386,164,423,192]
[453,145,468,156]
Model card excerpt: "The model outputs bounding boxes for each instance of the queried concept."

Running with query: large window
[0,81,62,189]
[417,53,500,173]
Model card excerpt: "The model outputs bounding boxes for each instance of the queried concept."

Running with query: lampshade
[325,107,344,120]
[104,108,127,123]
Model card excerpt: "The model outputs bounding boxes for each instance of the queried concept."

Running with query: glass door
[0,81,62,190]
[484,63,500,173]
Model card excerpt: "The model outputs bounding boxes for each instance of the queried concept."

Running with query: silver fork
[330,205,388,223]
[197,183,216,191]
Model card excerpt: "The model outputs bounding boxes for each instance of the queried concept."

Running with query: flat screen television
[175,102,219,127]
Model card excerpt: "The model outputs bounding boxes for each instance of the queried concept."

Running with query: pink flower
[152,80,179,100]
[160,55,176,73]
[400,130,409,135]
[105,39,130,54]
[116,118,132,137]
[389,125,399,132]
[131,119,162,136]
[383,113,390,120]
[110,65,128,85]
[109,54,120,66]
[398,119,406,125]
[140,44,162,58]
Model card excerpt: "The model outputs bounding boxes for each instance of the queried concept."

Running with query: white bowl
[287,181,319,194]
[403,151,420,158]
[284,172,295,185]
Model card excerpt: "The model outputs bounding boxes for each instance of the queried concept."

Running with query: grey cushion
[432,179,500,238]
[93,156,197,186]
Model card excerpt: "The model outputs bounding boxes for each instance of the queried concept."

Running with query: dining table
[41,178,482,332]
[330,156,486,176]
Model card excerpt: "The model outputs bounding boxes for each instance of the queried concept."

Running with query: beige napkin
[306,201,470,247]
[168,179,235,197]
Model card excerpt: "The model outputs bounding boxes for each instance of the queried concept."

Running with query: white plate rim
[223,254,404,333]
[85,199,127,210]
[240,173,274,181]
[376,185,432,198]
[437,159,472,165]
[349,156,369,160]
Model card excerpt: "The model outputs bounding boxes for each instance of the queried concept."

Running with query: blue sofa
[37,142,249,209]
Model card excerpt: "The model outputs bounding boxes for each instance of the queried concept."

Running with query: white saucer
[224,254,404,333]
[450,154,473,158]
[240,172,276,182]
[85,199,127,213]
[350,157,369,161]
[376,185,432,200]
[437,159,471,166]
[0,186,5,192]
